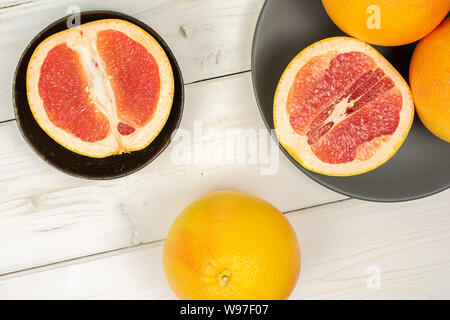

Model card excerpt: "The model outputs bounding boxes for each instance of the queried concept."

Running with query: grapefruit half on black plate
[14,10,184,179]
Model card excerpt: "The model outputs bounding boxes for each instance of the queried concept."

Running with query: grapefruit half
[274,37,414,176]
[27,19,174,158]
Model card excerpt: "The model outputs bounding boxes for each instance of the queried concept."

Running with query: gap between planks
[0,197,351,280]
[0,118,15,124]
[1,69,253,124]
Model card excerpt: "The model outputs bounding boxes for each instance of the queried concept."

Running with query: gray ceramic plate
[252,0,450,202]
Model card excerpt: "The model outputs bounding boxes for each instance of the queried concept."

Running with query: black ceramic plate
[252,0,450,202]
[13,10,184,179]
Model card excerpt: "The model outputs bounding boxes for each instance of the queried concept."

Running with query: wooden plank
[290,190,450,299]
[1,189,448,299]
[0,0,34,8]
[0,0,264,121]
[0,72,344,275]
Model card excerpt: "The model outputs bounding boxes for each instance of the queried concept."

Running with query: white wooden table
[0,0,449,300]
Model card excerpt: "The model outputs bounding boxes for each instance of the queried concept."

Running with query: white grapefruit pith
[27,19,174,158]
[274,37,414,176]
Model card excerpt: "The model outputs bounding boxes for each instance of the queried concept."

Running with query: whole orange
[321,0,450,46]
[410,18,450,142]
[163,191,301,300]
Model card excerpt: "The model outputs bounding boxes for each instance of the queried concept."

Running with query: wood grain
[1,189,448,299]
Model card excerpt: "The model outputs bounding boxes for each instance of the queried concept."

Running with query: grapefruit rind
[274,37,414,176]
[321,0,450,47]
[409,18,450,143]
[26,19,174,158]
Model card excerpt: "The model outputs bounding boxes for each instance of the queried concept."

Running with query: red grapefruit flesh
[26,19,174,158]
[97,30,160,128]
[274,37,414,176]
[117,122,136,136]
[38,44,110,142]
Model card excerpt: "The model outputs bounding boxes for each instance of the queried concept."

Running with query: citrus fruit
[321,0,450,46]
[27,19,174,158]
[163,191,301,300]
[410,18,450,143]
[274,37,414,176]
